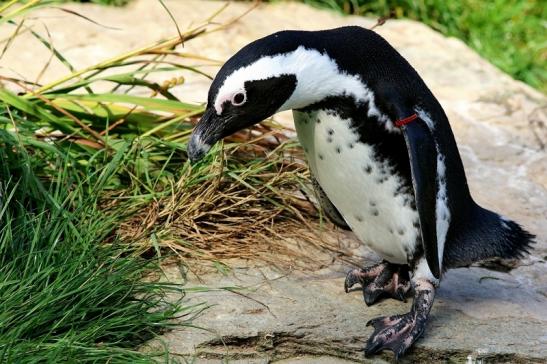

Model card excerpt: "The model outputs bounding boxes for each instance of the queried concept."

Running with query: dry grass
[118,123,360,272]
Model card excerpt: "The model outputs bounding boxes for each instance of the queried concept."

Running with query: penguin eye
[231,92,246,106]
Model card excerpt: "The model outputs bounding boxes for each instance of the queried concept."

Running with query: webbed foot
[364,279,435,359]
[344,261,411,305]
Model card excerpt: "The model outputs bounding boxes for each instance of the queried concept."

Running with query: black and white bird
[187,26,534,358]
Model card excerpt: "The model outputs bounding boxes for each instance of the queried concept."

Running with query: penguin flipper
[311,175,351,230]
[400,118,441,279]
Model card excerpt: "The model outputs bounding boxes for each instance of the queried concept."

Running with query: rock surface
[1,0,546,362]
[146,261,546,363]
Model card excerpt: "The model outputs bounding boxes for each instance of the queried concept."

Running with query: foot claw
[365,317,379,328]
[364,288,382,306]
[344,266,377,293]
[344,268,363,293]
[395,287,408,302]
[364,340,383,357]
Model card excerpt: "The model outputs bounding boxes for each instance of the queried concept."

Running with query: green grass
[0,3,213,362]
[295,0,546,93]
[0,127,193,362]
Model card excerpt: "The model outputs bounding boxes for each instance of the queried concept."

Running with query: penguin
[187,26,534,359]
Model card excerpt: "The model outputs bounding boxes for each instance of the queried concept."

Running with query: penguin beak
[188,107,263,163]
[188,108,221,162]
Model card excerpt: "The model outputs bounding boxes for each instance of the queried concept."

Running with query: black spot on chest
[300,96,413,189]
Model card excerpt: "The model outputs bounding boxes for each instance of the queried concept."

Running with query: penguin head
[187,68,297,162]
[188,30,365,162]
[187,34,302,162]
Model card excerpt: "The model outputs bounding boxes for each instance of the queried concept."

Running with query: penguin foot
[364,279,436,359]
[344,261,411,306]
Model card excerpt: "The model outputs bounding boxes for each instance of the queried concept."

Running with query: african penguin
[188,26,534,359]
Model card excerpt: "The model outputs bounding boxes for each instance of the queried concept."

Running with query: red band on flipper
[394,113,418,127]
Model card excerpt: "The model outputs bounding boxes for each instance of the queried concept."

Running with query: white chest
[293,110,419,263]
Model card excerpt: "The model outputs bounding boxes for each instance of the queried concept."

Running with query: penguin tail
[495,215,535,260]
[444,206,535,268]
[471,206,535,261]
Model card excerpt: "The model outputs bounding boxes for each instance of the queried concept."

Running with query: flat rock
[2,0,546,362]
[145,262,546,363]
